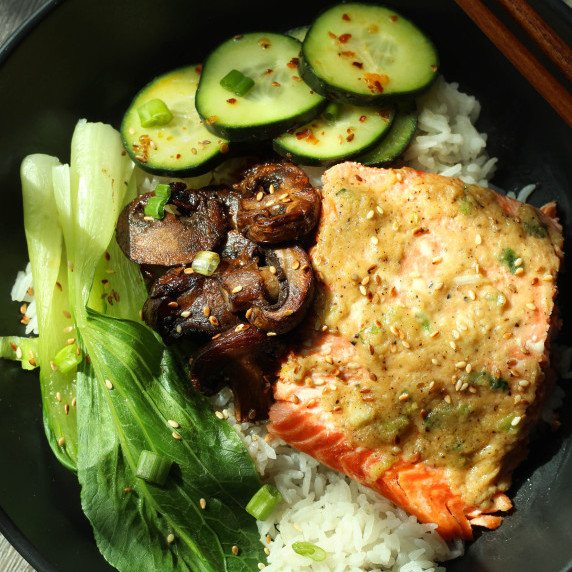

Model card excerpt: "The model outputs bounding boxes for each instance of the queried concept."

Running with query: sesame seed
[376,206,384,215]
[269,265,277,274]
[167,534,175,544]
[515,267,524,275]
[245,308,253,319]
[398,392,409,401]
[431,358,439,365]
[359,285,367,296]
[518,379,530,387]
[455,361,467,369]
[231,285,243,294]
[58,437,65,447]
[444,395,452,404]
[392,446,402,454]
[371,235,379,245]
[268,184,275,194]
[511,416,522,426]
[215,411,225,419]
[432,256,443,264]
[469,386,477,394]
[430,330,440,338]
[449,341,457,350]
[475,234,482,245]
[105,379,114,390]
[232,545,239,555]
[461,383,469,391]
[180,310,191,318]
[434,282,444,291]
[200,498,207,509]
[429,381,435,390]
[455,380,462,391]
[168,419,180,428]
[526,303,536,311]
[396,172,403,182]
[402,340,411,349]
[267,331,277,337]
[258,564,266,570]
[503,332,514,339]
[465,364,472,374]
[291,260,300,270]
[65,403,69,415]
[256,191,264,201]
[176,325,182,334]
[542,274,553,282]
[72,397,77,407]
[514,258,523,267]
[264,547,270,555]
[209,315,219,326]
[183,267,194,274]
[468,290,476,300]
[514,395,522,404]
[452,330,460,340]
[56,392,62,402]
[203,306,211,317]
[172,431,182,440]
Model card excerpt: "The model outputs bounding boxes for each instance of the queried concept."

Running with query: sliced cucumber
[121,65,230,177]
[273,103,395,166]
[196,32,326,141]
[300,3,439,104]
[354,101,418,165]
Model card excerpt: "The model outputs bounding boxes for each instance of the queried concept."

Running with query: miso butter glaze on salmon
[269,163,563,539]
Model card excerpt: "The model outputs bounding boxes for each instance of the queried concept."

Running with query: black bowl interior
[0,1,571,571]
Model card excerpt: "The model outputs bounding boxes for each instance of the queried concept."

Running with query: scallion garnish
[245,484,283,521]
[144,195,168,219]
[191,251,220,276]
[52,343,82,373]
[292,541,327,561]
[323,102,340,122]
[137,98,174,128]
[220,69,255,97]
[136,450,173,486]
[154,184,172,199]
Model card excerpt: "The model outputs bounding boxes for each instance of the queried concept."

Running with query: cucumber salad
[2,4,451,572]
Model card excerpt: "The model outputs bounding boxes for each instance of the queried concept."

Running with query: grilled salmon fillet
[268,163,563,539]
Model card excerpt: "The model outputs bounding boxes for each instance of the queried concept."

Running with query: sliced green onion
[220,69,255,97]
[323,102,340,122]
[137,98,174,127]
[136,450,173,486]
[154,184,172,199]
[245,484,283,521]
[191,251,220,276]
[52,343,82,373]
[292,542,327,562]
[144,195,168,219]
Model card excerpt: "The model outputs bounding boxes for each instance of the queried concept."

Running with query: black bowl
[0,1,571,571]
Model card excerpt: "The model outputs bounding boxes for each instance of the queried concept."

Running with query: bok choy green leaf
[45,119,266,570]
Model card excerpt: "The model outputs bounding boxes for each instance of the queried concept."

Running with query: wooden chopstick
[495,0,572,83]
[454,0,572,128]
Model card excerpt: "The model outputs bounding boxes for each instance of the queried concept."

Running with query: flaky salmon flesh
[268,163,564,540]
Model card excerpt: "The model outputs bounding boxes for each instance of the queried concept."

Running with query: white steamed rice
[12,77,551,570]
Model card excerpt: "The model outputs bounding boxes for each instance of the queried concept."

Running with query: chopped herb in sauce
[519,204,548,238]
[499,247,523,274]
[457,193,477,215]
[467,370,509,392]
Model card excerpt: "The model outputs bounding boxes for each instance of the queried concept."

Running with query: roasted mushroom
[234,162,320,244]
[142,266,241,339]
[116,183,238,266]
[190,326,281,421]
[246,245,314,335]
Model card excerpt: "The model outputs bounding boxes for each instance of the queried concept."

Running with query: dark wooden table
[0,1,48,569]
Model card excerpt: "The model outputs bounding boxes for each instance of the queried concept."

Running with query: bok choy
[4,120,266,571]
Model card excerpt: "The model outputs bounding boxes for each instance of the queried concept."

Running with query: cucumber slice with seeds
[300,3,439,104]
[273,103,395,166]
[196,32,326,142]
[121,65,230,177]
[355,101,418,165]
